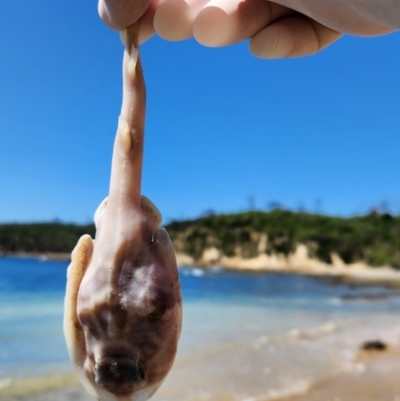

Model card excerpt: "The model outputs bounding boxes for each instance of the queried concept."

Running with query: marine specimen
[64,24,182,401]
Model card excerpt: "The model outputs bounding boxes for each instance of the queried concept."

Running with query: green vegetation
[1,210,400,268]
[0,222,95,255]
[166,210,400,268]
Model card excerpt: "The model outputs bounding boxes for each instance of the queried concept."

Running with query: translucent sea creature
[64,24,182,401]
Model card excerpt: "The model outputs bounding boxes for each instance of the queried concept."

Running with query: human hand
[98,0,396,59]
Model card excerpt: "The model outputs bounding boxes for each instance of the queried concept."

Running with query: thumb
[98,0,152,30]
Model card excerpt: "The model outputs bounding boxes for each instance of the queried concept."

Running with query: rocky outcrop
[175,243,400,287]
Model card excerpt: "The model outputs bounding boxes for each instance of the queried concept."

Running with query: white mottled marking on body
[118,115,131,153]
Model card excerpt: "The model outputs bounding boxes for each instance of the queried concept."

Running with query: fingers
[138,0,163,43]
[154,0,209,41]
[249,14,342,58]
[98,0,152,30]
[193,0,290,46]
[153,0,291,44]
[99,0,342,59]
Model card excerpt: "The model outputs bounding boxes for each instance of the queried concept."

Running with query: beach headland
[176,243,400,288]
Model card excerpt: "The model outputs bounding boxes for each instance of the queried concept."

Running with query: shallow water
[1,257,400,399]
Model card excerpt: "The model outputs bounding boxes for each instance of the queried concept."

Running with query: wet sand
[2,349,399,401]
[282,348,400,401]
[2,318,399,401]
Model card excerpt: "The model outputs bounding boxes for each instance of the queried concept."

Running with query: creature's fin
[63,234,94,368]
[94,197,109,228]
[140,195,162,232]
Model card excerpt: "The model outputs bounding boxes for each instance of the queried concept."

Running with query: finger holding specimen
[193,0,290,46]
[249,14,341,58]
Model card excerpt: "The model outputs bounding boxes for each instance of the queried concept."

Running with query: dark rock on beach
[361,340,387,351]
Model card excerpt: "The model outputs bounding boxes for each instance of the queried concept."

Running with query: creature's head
[64,197,182,401]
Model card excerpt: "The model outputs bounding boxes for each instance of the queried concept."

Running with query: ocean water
[1,256,400,399]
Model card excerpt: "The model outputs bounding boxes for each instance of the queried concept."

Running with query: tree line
[1,210,399,268]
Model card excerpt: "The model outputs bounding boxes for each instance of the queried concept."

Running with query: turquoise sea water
[1,256,400,397]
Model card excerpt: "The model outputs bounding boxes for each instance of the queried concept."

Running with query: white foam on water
[0,378,11,390]
[329,297,343,305]
[284,321,337,340]
[191,268,204,277]
[180,267,205,277]
[242,380,312,401]
[0,301,63,320]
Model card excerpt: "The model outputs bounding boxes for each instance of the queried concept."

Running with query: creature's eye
[85,325,100,339]
[79,314,101,339]
[146,305,167,321]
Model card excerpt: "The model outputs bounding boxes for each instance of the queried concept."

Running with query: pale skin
[98,0,398,59]
[64,25,182,401]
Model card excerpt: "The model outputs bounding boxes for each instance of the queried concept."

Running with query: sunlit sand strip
[174,321,343,368]
[0,373,79,398]
[168,348,400,401]
[163,319,392,401]
[241,380,312,401]
[171,381,314,401]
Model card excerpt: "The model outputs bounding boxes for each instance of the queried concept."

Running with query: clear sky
[0,1,399,223]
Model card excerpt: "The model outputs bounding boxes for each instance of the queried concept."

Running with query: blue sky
[0,1,399,223]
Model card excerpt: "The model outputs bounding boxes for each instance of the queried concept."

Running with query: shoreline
[0,252,71,261]
[2,246,400,288]
[176,243,400,288]
[192,261,400,288]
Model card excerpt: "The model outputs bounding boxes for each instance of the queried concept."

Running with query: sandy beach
[1,258,400,401]
[2,345,400,401]
[1,314,399,401]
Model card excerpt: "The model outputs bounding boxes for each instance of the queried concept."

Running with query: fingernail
[120,30,127,47]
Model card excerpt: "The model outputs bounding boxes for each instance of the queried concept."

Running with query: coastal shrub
[1,211,400,268]
[165,211,400,267]
[0,223,95,254]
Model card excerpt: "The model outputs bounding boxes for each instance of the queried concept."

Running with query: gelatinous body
[64,25,182,401]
